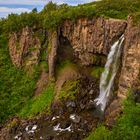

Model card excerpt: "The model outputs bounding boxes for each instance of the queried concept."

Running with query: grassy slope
[19,83,55,118]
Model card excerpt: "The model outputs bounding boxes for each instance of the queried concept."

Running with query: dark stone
[134,89,140,103]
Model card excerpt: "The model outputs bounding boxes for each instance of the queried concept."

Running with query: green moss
[56,60,76,74]
[91,66,104,79]
[19,82,55,118]
[58,80,80,100]
[7,118,18,128]
[40,44,49,73]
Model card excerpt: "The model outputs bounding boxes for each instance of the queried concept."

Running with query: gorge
[0,0,140,140]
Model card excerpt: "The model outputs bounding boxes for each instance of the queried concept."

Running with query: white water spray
[94,35,124,112]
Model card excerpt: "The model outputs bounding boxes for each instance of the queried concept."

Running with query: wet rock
[80,103,85,110]
[89,90,94,95]
[66,101,76,108]
[70,114,81,123]
[86,100,95,110]
[105,99,122,127]
[48,31,59,79]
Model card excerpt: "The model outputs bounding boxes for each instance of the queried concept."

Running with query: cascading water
[94,35,124,112]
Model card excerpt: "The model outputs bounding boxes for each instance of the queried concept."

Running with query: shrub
[0,35,38,123]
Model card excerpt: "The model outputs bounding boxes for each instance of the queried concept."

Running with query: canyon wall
[118,17,140,98]
[8,17,140,100]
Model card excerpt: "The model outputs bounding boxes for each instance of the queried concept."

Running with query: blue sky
[0,0,93,18]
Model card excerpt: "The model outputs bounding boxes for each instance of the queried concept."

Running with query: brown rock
[61,18,127,66]
[48,31,59,79]
[9,27,41,70]
[105,99,122,127]
[118,17,140,98]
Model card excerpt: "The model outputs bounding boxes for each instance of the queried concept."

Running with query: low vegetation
[85,93,140,140]
[0,35,39,123]
[19,83,55,118]
[58,80,80,100]
[91,66,104,79]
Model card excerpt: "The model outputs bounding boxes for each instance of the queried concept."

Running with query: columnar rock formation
[61,18,127,65]
[9,27,41,69]
[48,18,127,78]
[48,31,59,79]
[118,17,140,98]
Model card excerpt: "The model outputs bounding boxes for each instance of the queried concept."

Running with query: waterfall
[94,35,124,112]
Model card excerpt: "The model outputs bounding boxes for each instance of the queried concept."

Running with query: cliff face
[48,18,127,78]
[9,27,41,70]
[8,17,140,100]
[118,17,140,98]
[62,18,127,65]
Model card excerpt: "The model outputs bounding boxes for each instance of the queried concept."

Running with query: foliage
[111,93,140,140]
[19,83,55,118]
[55,59,80,100]
[42,1,58,13]
[1,0,140,33]
[85,125,111,140]
[0,35,38,123]
[42,0,140,30]
[85,93,140,140]
[1,12,43,33]
[43,3,96,30]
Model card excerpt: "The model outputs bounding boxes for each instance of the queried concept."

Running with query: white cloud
[0,0,94,6]
[0,0,47,5]
[0,7,31,13]
[0,0,96,18]
[0,7,31,18]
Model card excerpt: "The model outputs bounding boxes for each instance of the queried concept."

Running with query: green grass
[19,83,55,118]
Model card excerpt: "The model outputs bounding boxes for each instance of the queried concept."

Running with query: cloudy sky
[0,0,93,18]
